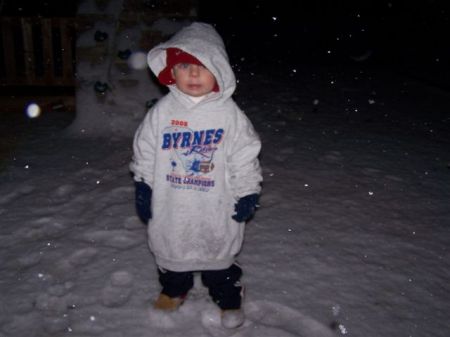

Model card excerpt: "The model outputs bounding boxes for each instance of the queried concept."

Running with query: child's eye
[177,63,190,69]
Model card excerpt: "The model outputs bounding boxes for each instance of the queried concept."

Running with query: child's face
[171,63,217,97]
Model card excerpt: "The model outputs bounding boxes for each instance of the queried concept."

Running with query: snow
[1,3,450,336]
[1,63,449,336]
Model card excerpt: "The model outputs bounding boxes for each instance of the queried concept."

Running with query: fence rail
[0,17,75,87]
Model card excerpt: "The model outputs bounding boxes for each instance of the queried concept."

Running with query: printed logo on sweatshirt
[161,128,224,150]
[161,125,224,192]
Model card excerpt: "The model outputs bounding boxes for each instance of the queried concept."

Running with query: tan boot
[153,293,185,311]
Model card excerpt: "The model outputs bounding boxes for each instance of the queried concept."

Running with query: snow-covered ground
[1,62,449,337]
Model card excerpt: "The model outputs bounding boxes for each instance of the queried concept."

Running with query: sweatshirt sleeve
[227,109,263,198]
[129,110,157,187]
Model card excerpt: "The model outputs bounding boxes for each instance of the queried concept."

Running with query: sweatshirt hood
[147,22,236,102]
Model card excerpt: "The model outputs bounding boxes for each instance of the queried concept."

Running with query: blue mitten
[232,194,259,222]
[135,181,152,224]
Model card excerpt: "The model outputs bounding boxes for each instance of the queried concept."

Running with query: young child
[130,22,262,329]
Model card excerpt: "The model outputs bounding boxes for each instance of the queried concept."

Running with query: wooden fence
[0,17,75,87]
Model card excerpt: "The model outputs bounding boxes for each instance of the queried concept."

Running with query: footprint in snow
[202,300,336,337]
[54,184,76,197]
[34,219,67,239]
[243,301,336,337]
[109,185,134,197]
[68,247,98,266]
[14,217,67,241]
[83,230,144,249]
[16,252,42,268]
[0,185,35,205]
[123,215,145,230]
[7,296,35,315]
[101,270,134,307]
[147,297,335,337]
[1,313,42,337]
[361,167,382,176]
[318,151,343,164]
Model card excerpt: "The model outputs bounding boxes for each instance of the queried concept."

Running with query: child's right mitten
[135,181,152,224]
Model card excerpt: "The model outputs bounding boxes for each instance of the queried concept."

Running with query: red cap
[158,48,219,92]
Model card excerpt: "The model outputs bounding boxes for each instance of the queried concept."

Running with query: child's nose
[189,65,200,76]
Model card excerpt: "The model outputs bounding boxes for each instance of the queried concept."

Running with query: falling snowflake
[339,324,348,334]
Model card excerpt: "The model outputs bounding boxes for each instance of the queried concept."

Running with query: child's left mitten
[232,194,259,222]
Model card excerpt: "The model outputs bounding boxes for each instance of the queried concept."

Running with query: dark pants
[158,264,243,310]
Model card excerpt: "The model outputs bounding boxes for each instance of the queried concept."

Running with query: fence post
[59,18,75,85]
[1,17,17,82]
[42,18,54,84]
[21,17,36,85]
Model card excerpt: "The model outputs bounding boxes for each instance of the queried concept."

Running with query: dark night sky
[198,0,450,89]
[1,0,449,87]
[198,1,449,65]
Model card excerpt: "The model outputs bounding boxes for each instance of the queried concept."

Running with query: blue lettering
[180,132,192,148]
[192,131,204,146]
[162,128,225,149]
[204,129,215,145]
[162,134,171,149]
[172,132,182,149]
[213,128,224,144]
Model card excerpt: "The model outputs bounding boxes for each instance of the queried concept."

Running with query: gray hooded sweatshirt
[130,22,262,272]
